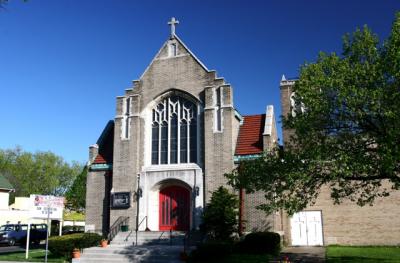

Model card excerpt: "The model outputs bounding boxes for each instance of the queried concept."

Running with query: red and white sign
[29,195,64,220]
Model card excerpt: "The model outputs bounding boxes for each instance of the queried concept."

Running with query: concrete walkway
[271,246,326,263]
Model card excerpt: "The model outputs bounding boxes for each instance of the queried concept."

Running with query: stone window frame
[121,97,131,140]
[151,95,197,165]
[168,41,178,57]
[214,87,224,133]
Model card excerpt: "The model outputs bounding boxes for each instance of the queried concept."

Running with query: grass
[63,211,85,221]
[327,246,400,262]
[0,249,67,262]
[189,253,271,263]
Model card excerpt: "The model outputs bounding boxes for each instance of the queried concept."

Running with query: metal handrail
[124,229,134,242]
[108,216,129,241]
[135,216,148,246]
[137,216,149,230]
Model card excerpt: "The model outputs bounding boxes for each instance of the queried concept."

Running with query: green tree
[202,186,238,241]
[226,12,400,215]
[0,147,82,201]
[65,166,87,211]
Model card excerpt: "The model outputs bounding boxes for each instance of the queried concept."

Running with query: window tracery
[151,96,197,165]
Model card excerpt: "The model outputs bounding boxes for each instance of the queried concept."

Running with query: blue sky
[0,0,399,163]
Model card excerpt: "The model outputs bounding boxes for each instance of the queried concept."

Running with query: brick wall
[279,79,400,245]
[85,170,111,235]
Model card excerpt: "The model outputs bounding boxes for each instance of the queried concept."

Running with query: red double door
[159,185,190,231]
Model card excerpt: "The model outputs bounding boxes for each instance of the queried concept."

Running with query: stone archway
[138,165,203,231]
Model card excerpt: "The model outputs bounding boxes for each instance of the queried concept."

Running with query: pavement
[271,246,326,263]
[0,245,25,254]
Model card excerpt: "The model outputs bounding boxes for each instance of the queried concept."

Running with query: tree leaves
[201,187,238,240]
[0,147,83,203]
[65,166,87,211]
[226,12,400,215]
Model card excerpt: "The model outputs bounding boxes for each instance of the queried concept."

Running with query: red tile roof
[93,153,107,164]
[235,114,265,155]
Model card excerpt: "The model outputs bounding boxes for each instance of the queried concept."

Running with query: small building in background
[0,174,14,210]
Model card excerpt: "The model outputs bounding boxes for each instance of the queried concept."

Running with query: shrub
[189,241,233,261]
[236,232,281,255]
[48,233,102,258]
[201,186,238,241]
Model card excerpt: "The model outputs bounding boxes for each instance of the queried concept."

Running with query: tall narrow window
[160,123,168,164]
[122,97,131,139]
[170,114,178,163]
[151,96,197,165]
[168,43,177,57]
[189,118,197,163]
[152,123,159,164]
[215,88,223,132]
[180,120,188,163]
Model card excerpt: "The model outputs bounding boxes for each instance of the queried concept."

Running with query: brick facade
[279,79,400,246]
[85,34,254,235]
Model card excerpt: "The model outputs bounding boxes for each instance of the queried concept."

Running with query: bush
[189,241,233,261]
[48,233,102,258]
[201,186,238,241]
[236,232,281,255]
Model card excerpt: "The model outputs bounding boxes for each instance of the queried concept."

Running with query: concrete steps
[75,231,188,263]
[111,231,185,246]
[78,245,183,263]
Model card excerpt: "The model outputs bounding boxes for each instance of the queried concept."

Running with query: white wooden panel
[306,211,323,246]
[291,211,323,246]
[290,212,308,246]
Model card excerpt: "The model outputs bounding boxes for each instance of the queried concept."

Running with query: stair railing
[108,216,129,241]
[135,216,148,246]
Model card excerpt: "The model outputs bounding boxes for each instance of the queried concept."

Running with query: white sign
[85,224,95,232]
[29,195,64,220]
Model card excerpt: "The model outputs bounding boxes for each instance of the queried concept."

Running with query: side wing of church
[85,19,278,236]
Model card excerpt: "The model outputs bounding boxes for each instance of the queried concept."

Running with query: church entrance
[159,185,190,231]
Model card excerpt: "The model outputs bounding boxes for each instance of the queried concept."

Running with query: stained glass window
[151,96,197,165]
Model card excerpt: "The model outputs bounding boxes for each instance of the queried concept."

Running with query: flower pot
[72,249,80,259]
[179,251,188,261]
[100,240,108,248]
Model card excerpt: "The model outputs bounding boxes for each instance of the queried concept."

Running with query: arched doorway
[159,185,190,231]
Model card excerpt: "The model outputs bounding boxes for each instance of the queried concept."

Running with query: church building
[85,18,399,246]
[85,18,277,237]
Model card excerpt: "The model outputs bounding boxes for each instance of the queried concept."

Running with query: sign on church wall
[111,192,130,209]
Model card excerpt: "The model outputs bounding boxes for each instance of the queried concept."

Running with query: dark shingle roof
[0,175,14,191]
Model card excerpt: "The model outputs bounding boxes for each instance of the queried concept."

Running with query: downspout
[239,188,244,236]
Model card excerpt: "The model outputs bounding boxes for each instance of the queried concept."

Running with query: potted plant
[72,248,81,259]
[100,238,108,248]
[179,251,188,261]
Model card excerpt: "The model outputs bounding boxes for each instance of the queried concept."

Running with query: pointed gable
[92,121,114,165]
[139,35,210,80]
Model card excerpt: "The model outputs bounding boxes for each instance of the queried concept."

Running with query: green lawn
[0,249,67,262]
[327,246,400,262]
[189,253,271,263]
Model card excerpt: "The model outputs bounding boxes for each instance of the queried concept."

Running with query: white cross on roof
[168,17,179,38]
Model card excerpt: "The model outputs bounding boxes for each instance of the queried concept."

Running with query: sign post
[25,220,31,260]
[27,195,64,262]
[44,202,51,263]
